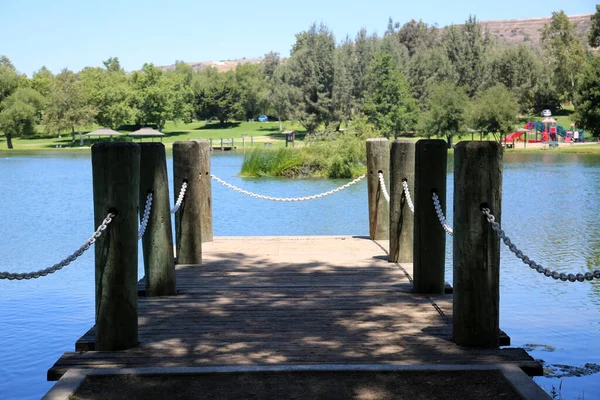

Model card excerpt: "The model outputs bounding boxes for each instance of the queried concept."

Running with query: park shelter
[129,127,165,142]
[82,128,123,144]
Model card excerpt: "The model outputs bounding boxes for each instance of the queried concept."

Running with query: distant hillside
[155,14,594,73]
[481,14,592,47]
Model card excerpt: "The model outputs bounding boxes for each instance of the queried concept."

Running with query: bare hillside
[481,14,592,46]
[155,14,594,73]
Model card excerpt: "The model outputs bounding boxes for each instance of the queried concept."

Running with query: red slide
[504,132,525,143]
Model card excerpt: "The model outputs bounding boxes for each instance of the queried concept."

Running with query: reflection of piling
[453,141,502,348]
[92,142,139,351]
[389,140,414,263]
[366,138,389,240]
[413,139,447,294]
[139,143,176,296]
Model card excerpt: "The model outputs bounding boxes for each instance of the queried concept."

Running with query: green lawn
[0,120,308,152]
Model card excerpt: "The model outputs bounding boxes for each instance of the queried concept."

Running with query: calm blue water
[0,151,599,399]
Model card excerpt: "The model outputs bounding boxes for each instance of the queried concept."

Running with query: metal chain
[402,180,414,213]
[377,172,390,203]
[432,192,453,236]
[0,212,116,281]
[171,182,188,214]
[210,174,366,202]
[482,208,600,282]
[138,192,153,239]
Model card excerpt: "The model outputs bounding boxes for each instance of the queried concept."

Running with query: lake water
[1,151,599,399]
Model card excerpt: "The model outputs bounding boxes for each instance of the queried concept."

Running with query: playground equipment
[504,121,585,146]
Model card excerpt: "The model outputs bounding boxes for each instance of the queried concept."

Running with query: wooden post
[139,143,176,296]
[231,138,234,149]
[195,139,213,242]
[220,138,224,151]
[210,138,213,149]
[389,140,415,263]
[366,138,390,240]
[453,141,502,348]
[413,139,447,293]
[173,141,203,264]
[92,142,139,351]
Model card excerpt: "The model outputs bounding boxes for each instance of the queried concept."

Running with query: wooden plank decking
[48,236,541,381]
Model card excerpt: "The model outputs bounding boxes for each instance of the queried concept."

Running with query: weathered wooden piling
[195,139,213,242]
[413,139,447,293]
[366,138,390,240]
[389,140,415,263]
[139,143,176,296]
[173,141,203,264]
[453,141,502,348]
[92,142,139,351]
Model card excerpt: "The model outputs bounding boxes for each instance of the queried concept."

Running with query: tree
[541,10,587,102]
[574,55,600,137]
[44,69,96,140]
[407,46,457,105]
[31,66,54,98]
[362,51,419,137]
[193,68,243,125]
[0,56,21,103]
[418,81,468,147]
[0,88,45,149]
[589,5,600,48]
[487,44,545,113]
[103,57,123,73]
[387,18,439,57]
[236,63,268,120]
[130,63,190,129]
[287,23,336,132]
[265,63,298,131]
[467,84,518,140]
[261,51,280,81]
[80,65,133,129]
[331,39,355,129]
[443,16,491,97]
[351,28,379,109]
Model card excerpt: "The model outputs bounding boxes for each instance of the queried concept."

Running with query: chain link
[377,172,390,203]
[171,182,188,214]
[138,192,153,239]
[482,208,600,282]
[432,192,453,236]
[210,174,366,202]
[0,212,116,280]
[402,180,414,213]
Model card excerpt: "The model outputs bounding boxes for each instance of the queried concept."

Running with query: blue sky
[0,0,595,76]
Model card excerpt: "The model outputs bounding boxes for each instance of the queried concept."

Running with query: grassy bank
[0,120,307,152]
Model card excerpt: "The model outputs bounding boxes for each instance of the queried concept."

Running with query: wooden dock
[48,236,541,381]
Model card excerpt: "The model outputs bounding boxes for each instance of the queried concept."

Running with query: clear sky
[0,0,596,76]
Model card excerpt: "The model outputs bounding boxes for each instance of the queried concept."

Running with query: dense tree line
[1,9,600,149]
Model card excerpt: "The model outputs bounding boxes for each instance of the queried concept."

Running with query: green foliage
[0,56,22,103]
[80,65,133,129]
[0,87,45,148]
[30,66,54,98]
[443,16,491,97]
[575,55,600,136]
[541,10,588,102]
[236,63,268,120]
[193,68,243,125]
[467,84,519,138]
[418,81,468,146]
[362,51,418,137]
[407,46,457,104]
[589,5,600,48]
[241,118,372,178]
[288,23,336,132]
[43,69,96,138]
[130,63,190,129]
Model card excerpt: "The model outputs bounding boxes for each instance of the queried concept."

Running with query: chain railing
[138,192,153,239]
[482,207,600,282]
[402,179,414,213]
[0,212,115,280]
[210,174,366,202]
[377,172,390,203]
[171,182,188,214]
[432,192,453,236]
